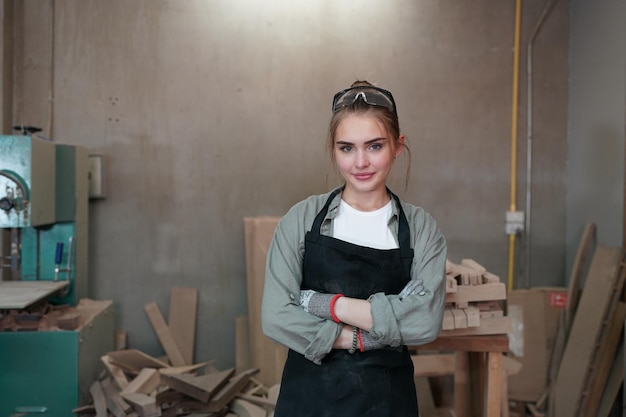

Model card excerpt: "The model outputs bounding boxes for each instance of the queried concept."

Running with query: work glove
[398,278,425,300]
[299,290,343,322]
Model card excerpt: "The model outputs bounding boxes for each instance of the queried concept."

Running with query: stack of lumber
[441,258,511,336]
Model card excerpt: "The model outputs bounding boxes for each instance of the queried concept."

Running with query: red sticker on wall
[550,292,567,308]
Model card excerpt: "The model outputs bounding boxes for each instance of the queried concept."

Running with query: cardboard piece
[507,287,567,402]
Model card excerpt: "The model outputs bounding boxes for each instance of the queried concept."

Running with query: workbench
[412,334,509,417]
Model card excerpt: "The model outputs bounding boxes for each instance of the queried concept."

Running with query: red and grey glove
[299,290,344,323]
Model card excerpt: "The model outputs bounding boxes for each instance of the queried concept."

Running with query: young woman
[261,81,447,417]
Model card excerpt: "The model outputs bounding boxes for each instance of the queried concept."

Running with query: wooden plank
[411,353,455,377]
[454,352,471,417]
[484,352,502,417]
[169,287,198,366]
[596,342,624,417]
[439,315,511,337]
[451,308,468,329]
[414,377,437,416]
[145,301,186,367]
[0,280,70,309]
[108,349,170,373]
[101,354,129,389]
[101,378,133,417]
[580,301,626,416]
[445,283,507,304]
[461,258,487,273]
[566,223,597,328]
[229,398,267,417]
[464,306,480,327]
[235,315,252,374]
[121,368,161,396]
[552,245,622,417]
[236,393,276,409]
[161,368,235,403]
[244,217,287,387]
[123,392,162,417]
[206,368,260,412]
[159,362,207,375]
[116,330,128,350]
[89,380,108,417]
[442,307,455,330]
[416,335,509,353]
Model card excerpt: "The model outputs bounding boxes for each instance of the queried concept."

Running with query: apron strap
[388,190,413,259]
[308,187,343,242]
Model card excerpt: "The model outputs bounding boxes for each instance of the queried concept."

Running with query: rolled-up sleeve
[367,209,447,347]
[261,199,342,365]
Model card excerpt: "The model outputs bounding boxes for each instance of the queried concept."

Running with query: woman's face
[333,113,403,199]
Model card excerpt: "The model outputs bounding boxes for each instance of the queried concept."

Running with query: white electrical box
[505,211,525,235]
[88,154,105,199]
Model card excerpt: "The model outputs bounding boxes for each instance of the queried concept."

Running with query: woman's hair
[327,80,412,190]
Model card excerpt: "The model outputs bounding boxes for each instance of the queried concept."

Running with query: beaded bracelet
[348,326,358,354]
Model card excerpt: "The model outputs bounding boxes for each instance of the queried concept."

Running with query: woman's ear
[395,134,406,159]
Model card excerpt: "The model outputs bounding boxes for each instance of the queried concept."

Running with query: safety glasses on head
[332,85,397,115]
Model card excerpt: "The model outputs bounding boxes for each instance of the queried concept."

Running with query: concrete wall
[567,0,626,279]
[8,0,569,369]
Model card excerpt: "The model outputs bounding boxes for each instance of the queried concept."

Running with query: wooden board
[445,283,507,304]
[551,245,622,417]
[243,217,287,387]
[144,301,186,367]
[89,380,108,417]
[439,315,511,337]
[580,302,626,416]
[411,353,455,377]
[108,349,170,373]
[161,368,235,403]
[235,316,252,374]
[566,223,597,328]
[0,281,70,309]
[169,287,198,365]
[121,368,161,396]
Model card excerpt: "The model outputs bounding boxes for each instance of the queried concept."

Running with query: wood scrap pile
[441,258,510,336]
[73,288,279,417]
[74,349,276,417]
[0,298,108,331]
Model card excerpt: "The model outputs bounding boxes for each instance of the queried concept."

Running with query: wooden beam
[121,367,161,396]
[411,353,455,377]
[89,380,108,417]
[161,367,235,403]
[123,392,162,417]
[108,349,170,373]
[101,354,129,389]
[168,288,198,366]
[144,302,186,367]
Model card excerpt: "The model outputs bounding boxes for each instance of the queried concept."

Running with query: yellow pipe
[508,0,523,291]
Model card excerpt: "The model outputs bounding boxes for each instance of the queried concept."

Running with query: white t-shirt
[332,199,399,249]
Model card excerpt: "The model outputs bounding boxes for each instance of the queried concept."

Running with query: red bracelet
[357,328,364,352]
[329,294,344,323]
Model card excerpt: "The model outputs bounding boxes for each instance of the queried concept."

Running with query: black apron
[274,188,418,417]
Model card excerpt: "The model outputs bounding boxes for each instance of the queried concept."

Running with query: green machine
[0,135,114,416]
